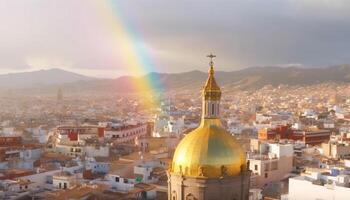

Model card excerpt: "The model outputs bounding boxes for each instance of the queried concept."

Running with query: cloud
[0,0,350,77]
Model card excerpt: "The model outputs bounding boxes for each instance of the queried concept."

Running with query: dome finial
[207,53,216,75]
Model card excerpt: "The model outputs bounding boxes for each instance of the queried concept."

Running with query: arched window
[232,194,239,200]
[186,193,196,200]
[172,191,177,200]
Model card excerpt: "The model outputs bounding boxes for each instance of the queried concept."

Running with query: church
[167,55,251,200]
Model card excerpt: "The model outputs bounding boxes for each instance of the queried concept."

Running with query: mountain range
[2,65,350,93]
[0,68,93,88]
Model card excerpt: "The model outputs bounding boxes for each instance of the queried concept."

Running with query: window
[265,173,268,178]
[211,104,215,115]
[124,179,128,183]
[115,177,120,182]
[271,161,278,170]
[254,164,258,171]
[172,191,177,200]
[264,163,269,171]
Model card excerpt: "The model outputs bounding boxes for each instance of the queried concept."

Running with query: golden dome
[170,119,246,178]
[170,54,246,178]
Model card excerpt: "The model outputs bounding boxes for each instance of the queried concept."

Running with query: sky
[0,0,350,78]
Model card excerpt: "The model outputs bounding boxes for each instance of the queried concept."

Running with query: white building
[288,169,350,200]
[27,126,49,144]
[52,171,76,189]
[153,115,185,137]
[133,159,166,184]
[302,109,318,119]
[106,174,135,191]
[0,147,42,170]
[20,164,83,188]
[0,179,34,193]
[85,157,110,174]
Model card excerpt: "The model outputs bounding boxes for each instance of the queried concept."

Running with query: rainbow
[93,0,162,108]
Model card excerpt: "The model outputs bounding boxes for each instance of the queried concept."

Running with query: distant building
[254,112,293,130]
[102,159,162,199]
[258,125,331,146]
[0,136,22,146]
[153,115,185,137]
[258,128,277,140]
[52,171,76,189]
[294,128,331,145]
[322,141,350,159]
[105,123,148,144]
[56,125,105,141]
[0,143,42,170]
[57,88,63,101]
[135,136,179,153]
[85,157,110,174]
[55,141,109,158]
[259,125,296,142]
[0,179,34,193]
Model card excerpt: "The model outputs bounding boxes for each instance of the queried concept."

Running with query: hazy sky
[1,0,350,78]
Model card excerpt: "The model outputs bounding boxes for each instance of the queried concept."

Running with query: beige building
[168,56,250,200]
[249,141,293,188]
[135,136,179,152]
[322,141,350,159]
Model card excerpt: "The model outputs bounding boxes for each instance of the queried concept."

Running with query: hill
[3,65,350,93]
[0,68,95,88]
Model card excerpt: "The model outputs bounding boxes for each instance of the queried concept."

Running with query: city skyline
[1,0,350,78]
[1,1,350,200]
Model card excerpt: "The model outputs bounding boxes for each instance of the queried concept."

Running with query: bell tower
[202,53,221,119]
